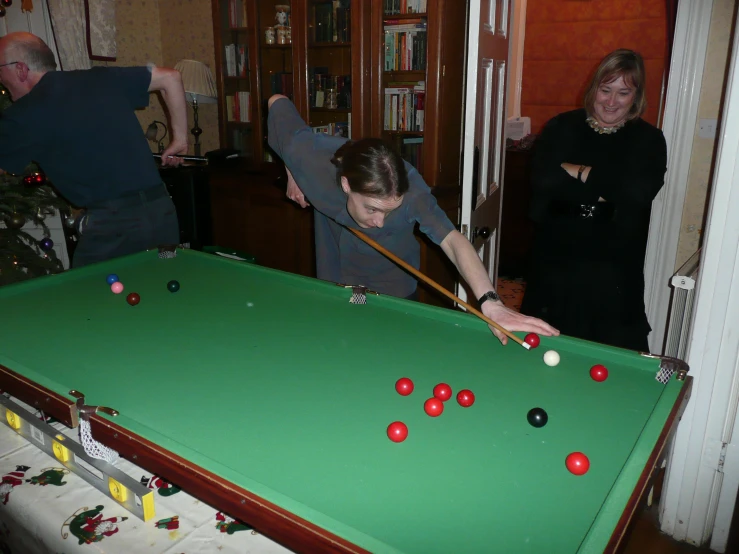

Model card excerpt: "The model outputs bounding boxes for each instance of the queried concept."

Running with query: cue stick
[347,228,529,349]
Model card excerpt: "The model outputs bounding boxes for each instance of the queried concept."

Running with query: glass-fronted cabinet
[305,0,353,139]
[212,0,367,167]
[213,0,258,161]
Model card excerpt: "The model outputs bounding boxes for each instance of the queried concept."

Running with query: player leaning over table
[267,94,559,345]
[0,32,188,268]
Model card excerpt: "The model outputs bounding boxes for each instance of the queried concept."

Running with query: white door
[458,0,511,302]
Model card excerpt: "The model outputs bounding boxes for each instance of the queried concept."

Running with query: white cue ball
[543,350,560,367]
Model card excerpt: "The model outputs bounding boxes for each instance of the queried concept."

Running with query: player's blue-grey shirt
[0,66,161,207]
[268,97,455,297]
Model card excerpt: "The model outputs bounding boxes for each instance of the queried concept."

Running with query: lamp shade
[174,59,218,104]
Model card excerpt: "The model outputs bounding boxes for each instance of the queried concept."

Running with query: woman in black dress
[520,49,667,351]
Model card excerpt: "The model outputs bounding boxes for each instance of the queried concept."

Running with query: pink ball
[110,282,124,294]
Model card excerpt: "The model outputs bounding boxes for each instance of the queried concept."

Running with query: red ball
[566,452,590,476]
[433,383,452,402]
[456,389,475,408]
[524,333,541,348]
[395,377,414,396]
[126,293,141,306]
[424,397,444,417]
[387,421,408,443]
[590,364,609,382]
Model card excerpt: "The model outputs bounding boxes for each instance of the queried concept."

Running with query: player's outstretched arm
[440,230,560,345]
[149,67,188,166]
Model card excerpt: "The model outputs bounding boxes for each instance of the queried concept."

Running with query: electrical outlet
[698,119,717,139]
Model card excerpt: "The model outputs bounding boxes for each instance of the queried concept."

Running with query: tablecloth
[0,394,293,554]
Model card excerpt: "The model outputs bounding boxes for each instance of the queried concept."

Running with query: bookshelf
[372,0,468,307]
[212,0,260,162]
[211,0,369,167]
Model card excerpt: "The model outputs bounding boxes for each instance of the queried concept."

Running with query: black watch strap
[478,290,500,305]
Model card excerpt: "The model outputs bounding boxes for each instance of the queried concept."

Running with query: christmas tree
[0,85,68,285]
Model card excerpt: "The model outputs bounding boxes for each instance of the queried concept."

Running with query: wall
[98,0,167,143]
[521,0,667,133]
[97,0,219,156]
[159,0,219,156]
[674,0,735,268]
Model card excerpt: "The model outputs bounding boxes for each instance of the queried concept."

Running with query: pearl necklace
[586,116,625,135]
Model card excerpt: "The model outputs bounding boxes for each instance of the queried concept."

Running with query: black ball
[167,280,180,293]
[527,407,548,428]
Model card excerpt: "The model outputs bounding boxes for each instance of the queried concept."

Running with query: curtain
[46,0,90,70]
[85,0,116,61]
[46,0,116,71]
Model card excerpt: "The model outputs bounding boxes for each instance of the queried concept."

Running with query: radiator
[664,249,701,359]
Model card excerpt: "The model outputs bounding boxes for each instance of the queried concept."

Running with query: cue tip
[521,342,531,350]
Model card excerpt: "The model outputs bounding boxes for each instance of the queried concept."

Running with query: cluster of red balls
[387,378,475,443]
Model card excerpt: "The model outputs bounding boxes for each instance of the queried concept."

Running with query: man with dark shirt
[0,32,188,267]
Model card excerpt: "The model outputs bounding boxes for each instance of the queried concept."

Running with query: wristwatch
[478,290,500,305]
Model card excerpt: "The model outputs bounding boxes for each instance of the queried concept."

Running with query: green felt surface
[0,250,683,554]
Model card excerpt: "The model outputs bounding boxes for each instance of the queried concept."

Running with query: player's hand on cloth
[482,301,560,346]
[160,137,188,167]
[286,170,310,208]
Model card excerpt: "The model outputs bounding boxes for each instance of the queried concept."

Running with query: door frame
[643,0,713,356]
[658,1,739,548]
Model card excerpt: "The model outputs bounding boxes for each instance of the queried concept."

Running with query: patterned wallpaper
[675,0,734,269]
[96,0,218,156]
[97,0,166,147]
[521,0,668,133]
[159,0,219,156]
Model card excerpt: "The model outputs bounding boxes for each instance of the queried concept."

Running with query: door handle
[473,226,491,240]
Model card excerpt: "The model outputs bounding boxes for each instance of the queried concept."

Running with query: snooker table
[0,248,692,554]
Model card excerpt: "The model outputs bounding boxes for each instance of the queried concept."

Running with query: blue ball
[106,274,119,285]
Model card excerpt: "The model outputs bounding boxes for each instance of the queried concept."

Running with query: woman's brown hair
[583,49,647,121]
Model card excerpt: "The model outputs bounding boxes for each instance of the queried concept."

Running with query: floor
[496,278,739,554]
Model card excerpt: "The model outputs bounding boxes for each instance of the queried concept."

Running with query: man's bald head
[0,32,57,72]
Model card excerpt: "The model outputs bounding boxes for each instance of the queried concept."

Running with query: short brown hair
[330,138,409,198]
[583,49,646,121]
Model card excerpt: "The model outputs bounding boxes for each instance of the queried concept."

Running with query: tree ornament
[1,1,12,8]
[23,171,46,186]
[4,212,26,229]
[39,237,54,251]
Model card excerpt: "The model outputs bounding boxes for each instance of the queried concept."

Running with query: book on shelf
[311,121,349,138]
[383,21,427,71]
[224,43,249,77]
[384,0,427,16]
[226,91,251,123]
[228,0,248,27]
[314,1,351,43]
[309,67,352,109]
[383,81,425,131]
[400,136,423,169]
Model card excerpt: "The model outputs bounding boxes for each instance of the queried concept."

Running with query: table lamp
[174,59,218,156]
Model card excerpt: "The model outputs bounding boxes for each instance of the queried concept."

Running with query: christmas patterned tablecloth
[0,396,293,554]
